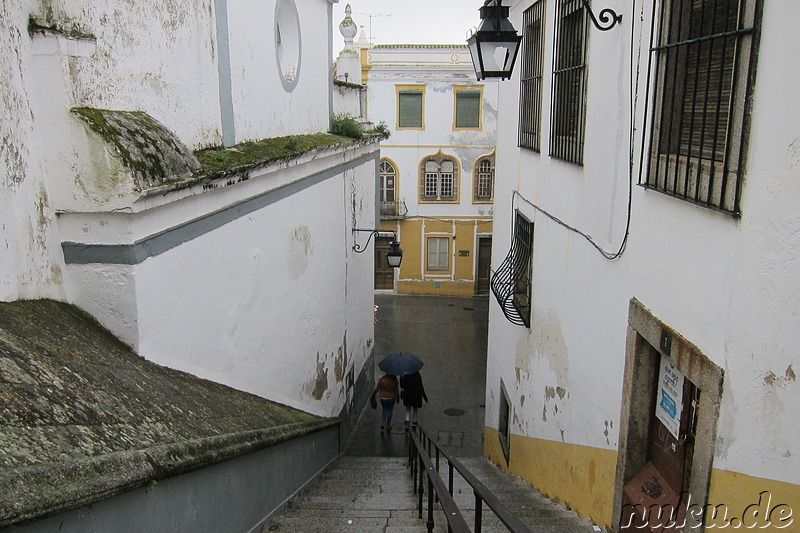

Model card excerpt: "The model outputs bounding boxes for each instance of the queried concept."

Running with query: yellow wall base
[706,470,799,529]
[484,427,617,527]
[484,427,800,531]
[397,280,476,297]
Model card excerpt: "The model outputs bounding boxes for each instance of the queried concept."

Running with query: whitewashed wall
[131,149,377,416]
[2,0,379,416]
[0,0,62,301]
[487,0,799,488]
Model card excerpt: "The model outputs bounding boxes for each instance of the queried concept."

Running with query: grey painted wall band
[62,151,378,265]
[214,0,236,147]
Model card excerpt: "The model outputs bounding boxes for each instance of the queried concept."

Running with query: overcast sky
[332,1,484,47]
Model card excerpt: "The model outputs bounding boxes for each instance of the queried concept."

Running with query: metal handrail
[408,429,471,532]
[409,425,533,533]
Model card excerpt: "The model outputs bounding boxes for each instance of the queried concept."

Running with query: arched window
[419,152,459,202]
[473,156,495,202]
[379,159,397,215]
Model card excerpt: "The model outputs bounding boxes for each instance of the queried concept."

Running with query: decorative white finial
[339,4,357,46]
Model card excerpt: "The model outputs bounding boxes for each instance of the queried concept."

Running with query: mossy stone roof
[0,300,335,527]
[71,107,380,197]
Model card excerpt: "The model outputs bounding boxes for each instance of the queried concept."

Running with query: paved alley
[265,294,602,532]
[346,294,490,458]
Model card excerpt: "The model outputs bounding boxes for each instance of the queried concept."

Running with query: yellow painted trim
[395,84,426,131]
[452,85,484,131]
[484,427,617,528]
[418,149,462,203]
[379,156,401,207]
[471,150,496,204]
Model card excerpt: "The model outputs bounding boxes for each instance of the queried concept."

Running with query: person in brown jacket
[371,373,400,431]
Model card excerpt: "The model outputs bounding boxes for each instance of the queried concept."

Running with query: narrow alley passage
[346,294,490,458]
[265,294,601,532]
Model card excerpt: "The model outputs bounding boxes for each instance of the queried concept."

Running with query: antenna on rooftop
[351,11,391,45]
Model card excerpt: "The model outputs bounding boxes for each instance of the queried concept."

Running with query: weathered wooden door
[620,354,698,532]
[374,237,394,290]
[476,237,492,293]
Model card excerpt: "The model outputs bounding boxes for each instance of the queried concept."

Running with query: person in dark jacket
[400,371,428,430]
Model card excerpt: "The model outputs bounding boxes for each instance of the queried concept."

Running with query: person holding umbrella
[378,351,427,431]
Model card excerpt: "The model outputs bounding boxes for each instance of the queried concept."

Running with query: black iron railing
[407,425,533,533]
[380,199,408,218]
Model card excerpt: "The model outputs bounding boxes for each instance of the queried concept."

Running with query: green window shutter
[456,90,481,128]
[398,90,423,128]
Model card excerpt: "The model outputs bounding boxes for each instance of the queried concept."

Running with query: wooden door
[620,356,698,532]
[476,237,492,293]
[374,237,394,290]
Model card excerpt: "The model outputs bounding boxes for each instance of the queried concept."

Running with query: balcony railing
[380,199,408,219]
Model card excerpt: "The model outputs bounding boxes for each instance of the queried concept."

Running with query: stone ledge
[0,420,336,527]
[0,300,338,527]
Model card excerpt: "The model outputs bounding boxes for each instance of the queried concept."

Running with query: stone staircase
[263,455,603,532]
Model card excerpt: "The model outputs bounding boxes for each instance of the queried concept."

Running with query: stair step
[264,455,602,532]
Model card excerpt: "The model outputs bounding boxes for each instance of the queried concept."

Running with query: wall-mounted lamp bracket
[580,0,623,31]
[352,228,403,267]
[352,229,393,253]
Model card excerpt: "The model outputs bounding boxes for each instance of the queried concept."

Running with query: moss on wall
[71,107,201,191]
[194,133,354,181]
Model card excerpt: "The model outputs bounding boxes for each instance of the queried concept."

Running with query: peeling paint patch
[789,138,800,169]
[786,365,796,382]
[334,335,348,384]
[556,386,566,400]
[764,371,777,386]
[715,436,732,460]
[310,352,328,401]
[519,395,525,407]
[287,225,312,281]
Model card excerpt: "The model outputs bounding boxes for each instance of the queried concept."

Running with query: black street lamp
[467,0,522,81]
[352,229,403,268]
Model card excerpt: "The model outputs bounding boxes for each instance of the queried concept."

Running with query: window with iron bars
[474,157,495,202]
[419,155,458,202]
[550,0,588,165]
[519,0,547,152]
[643,0,762,215]
[490,212,533,328]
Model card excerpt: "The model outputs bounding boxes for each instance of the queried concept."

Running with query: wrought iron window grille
[490,212,533,327]
[640,0,761,216]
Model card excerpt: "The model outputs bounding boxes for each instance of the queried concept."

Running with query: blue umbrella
[378,351,424,376]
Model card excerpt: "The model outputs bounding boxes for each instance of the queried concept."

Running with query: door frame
[613,299,724,531]
[476,236,492,295]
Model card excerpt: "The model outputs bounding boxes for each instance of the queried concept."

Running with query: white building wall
[2,0,379,416]
[131,151,376,416]
[486,0,799,523]
[365,46,499,219]
[229,0,331,141]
